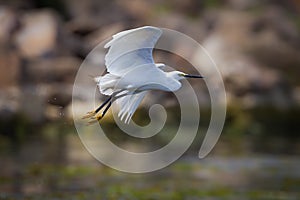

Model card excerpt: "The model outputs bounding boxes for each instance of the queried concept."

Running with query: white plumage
[82,26,203,124]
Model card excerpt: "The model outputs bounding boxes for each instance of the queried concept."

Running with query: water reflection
[0,122,299,199]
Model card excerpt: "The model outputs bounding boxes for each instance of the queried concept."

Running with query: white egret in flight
[83,26,203,124]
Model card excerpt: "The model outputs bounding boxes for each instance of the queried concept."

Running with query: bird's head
[168,71,203,80]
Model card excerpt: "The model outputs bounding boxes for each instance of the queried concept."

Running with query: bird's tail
[95,74,119,96]
[91,75,101,83]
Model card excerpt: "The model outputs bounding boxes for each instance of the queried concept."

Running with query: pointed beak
[184,74,204,78]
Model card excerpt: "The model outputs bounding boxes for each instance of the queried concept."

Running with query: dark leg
[88,101,112,124]
[101,101,112,118]
[82,96,112,119]
[84,90,130,124]
[95,96,112,113]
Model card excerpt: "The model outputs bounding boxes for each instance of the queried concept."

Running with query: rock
[65,15,101,36]
[57,26,89,59]
[0,48,20,88]
[293,87,300,106]
[45,83,73,107]
[14,10,59,58]
[0,87,20,119]
[45,104,62,120]
[248,7,300,67]
[26,56,81,83]
[44,84,73,120]
[0,7,18,45]
[43,83,73,119]
[19,83,73,121]
[115,0,153,21]
[84,23,125,49]
[193,10,295,108]
[168,0,204,16]
[227,0,260,10]
[263,6,300,47]
[154,13,206,41]
[65,0,104,20]
[65,0,131,36]
[19,85,46,123]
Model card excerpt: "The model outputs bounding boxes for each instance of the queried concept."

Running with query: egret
[83,26,203,124]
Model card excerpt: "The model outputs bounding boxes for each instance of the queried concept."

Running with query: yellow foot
[82,110,96,119]
[91,112,103,121]
[87,113,103,125]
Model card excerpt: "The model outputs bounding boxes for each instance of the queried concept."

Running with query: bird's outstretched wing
[116,91,148,124]
[104,26,162,76]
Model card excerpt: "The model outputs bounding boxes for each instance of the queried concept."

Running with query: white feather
[93,26,189,123]
[117,91,147,123]
[104,26,162,76]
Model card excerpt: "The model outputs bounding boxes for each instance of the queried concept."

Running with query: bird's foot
[82,110,96,119]
[91,112,103,121]
[87,113,102,125]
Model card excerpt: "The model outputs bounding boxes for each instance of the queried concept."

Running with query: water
[0,126,299,200]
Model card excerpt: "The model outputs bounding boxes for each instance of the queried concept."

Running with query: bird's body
[83,26,203,124]
[100,64,182,93]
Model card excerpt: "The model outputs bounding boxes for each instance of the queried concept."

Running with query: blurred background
[0,0,300,199]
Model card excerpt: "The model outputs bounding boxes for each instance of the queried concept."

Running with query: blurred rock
[45,83,73,107]
[19,83,73,121]
[115,0,153,21]
[65,0,132,35]
[14,10,59,58]
[26,56,81,83]
[248,7,300,67]
[0,87,20,119]
[227,0,260,10]
[0,7,18,45]
[294,0,300,11]
[65,16,100,36]
[0,0,299,122]
[0,48,20,87]
[170,0,204,16]
[65,0,107,20]
[43,83,73,119]
[195,10,295,108]
[155,13,206,41]
[293,87,300,105]
[84,23,125,49]
[54,24,89,59]
[263,6,300,47]
[63,0,134,56]
[20,85,46,123]
[45,104,65,120]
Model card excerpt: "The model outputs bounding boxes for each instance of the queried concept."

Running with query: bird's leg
[92,91,124,120]
[82,96,112,119]
[101,101,112,119]
[85,90,129,124]
[88,101,112,124]
[95,96,112,113]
